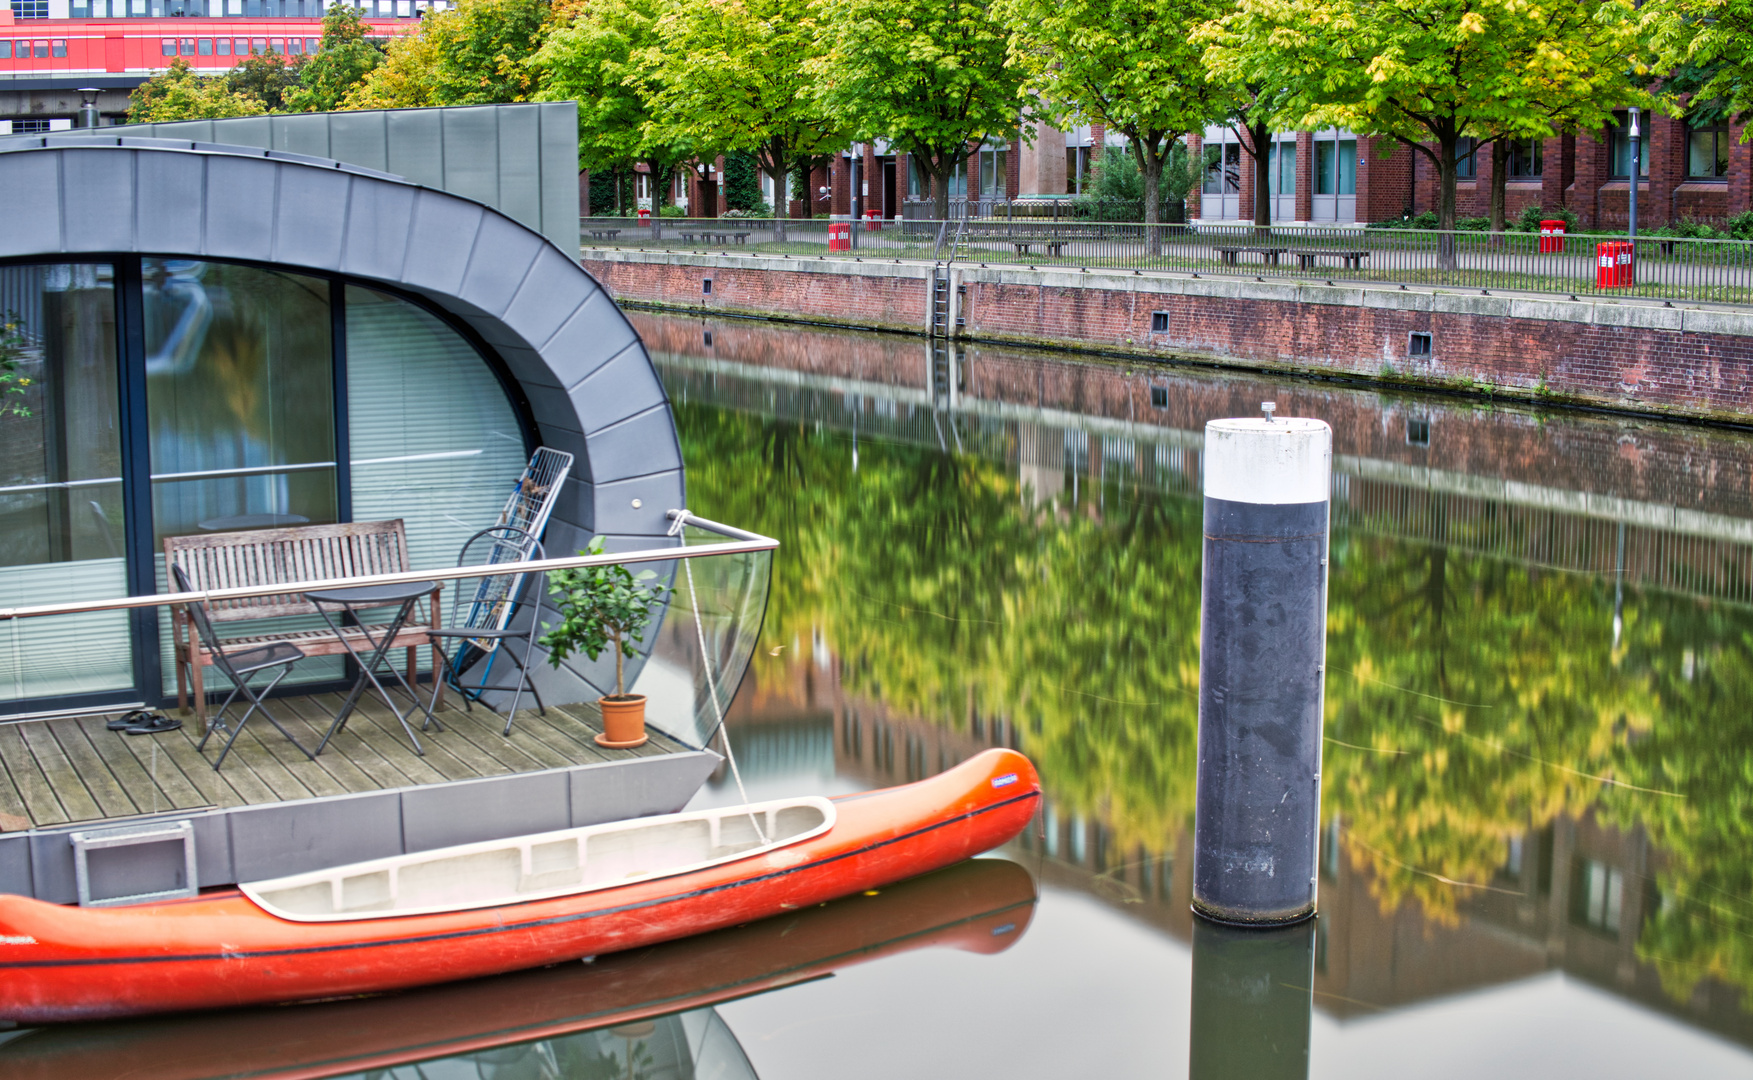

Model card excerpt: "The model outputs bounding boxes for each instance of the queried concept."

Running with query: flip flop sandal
[108,709,157,731]
[124,714,183,736]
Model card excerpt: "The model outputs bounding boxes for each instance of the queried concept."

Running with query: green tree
[346,0,550,108]
[225,52,304,112]
[1000,0,1228,238]
[286,3,384,112]
[722,152,767,213]
[1651,0,1753,133]
[813,0,1024,220]
[1201,0,1648,251]
[128,58,268,121]
[647,0,847,238]
[534,0,689,221]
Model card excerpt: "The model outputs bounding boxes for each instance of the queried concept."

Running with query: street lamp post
[1628,106,1641,283]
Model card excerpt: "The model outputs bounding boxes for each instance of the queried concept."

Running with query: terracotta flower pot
[596,694,649,748]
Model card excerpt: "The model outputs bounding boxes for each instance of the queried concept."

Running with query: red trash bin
[637,207,651,225]
[863,210,883,231]
[828,221,851,251]
[1596,241,1634,288]
[1539,219,1566,254]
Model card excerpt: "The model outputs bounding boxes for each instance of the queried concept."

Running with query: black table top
[304,580,436,605]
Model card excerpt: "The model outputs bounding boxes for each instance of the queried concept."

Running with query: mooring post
[1193,404,1331,926]
[1188,918,1316,1080]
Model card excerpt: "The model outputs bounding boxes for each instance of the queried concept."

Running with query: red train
[0,16,416,78]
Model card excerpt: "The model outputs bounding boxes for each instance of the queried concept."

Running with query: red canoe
[0,747,1040,1022]
[1,857,1036,1080]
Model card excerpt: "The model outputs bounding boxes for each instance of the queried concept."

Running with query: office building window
[288,37,303,54]
[32,40,48,58]
[1570,858,1625,937]
[0,43,11,59]
[1509,139,1543,177]
[1688,121,1729,178]
[1202,141,1241,195]
[217,37,231,55]
[1610,114,1650,178]
[1453,137,1477,179]
[13,119,51,134]
[13,0,47,16]
[1316,137,1356,195]
[162,38,177,56]
[51,39,66,57]
[180,38,196,56]
[1269,141,1297,194]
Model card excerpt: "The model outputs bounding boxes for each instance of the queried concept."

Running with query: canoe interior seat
[245,797,836,921]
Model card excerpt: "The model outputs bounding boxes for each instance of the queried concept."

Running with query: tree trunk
[1250,119,1272,236]
[1436,134,1459,269]
[644,159,667,240]
[1489,138,1509,235]
[1137,139,1163,259]
[613,630,625,697]
[933,154,951,222]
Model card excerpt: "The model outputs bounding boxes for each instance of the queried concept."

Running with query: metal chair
[171,564,318,770]
[428,525,549,735]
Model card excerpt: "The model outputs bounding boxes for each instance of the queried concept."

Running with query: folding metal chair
[428,525,549,735]
[171,564,318,770]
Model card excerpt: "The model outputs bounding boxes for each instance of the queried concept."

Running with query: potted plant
[540,537,668,748]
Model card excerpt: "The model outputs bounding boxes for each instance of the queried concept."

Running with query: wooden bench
[1295,250,1370,270]
[1216,246,1289,266]
[166,520,442,729]
[586,228,621,240]
[1010,240,1067,256]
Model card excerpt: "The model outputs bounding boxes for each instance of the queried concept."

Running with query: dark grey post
[1628,106,1641,284]
[1188,917,1316,1080]
[76,88,101,129]
[1193,407,1331,925]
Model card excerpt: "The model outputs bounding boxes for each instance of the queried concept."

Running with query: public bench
[1216,246,1289,267]
[586,228,621,240]
[1295,250,1370,270]
[1010,240,1068,257]
[166,520,441,728]
[678,231,752,245]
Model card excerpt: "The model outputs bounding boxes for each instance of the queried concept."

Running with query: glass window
[288,37,303,55]
[180,38,195,56]
[198,38,213,56]
[32,40,48,58]
[1610,114,1649,177]
[162,38,177,57]
[345,285,526,571]
[1272,142,1296,195]
[0,43,12,60]
[1336,138,1356,195]
[0,264,134,701]
[252,37,267,54]
[1316,139,1335,193]
[51,39,65,58]
[143,260,337,547]
[1509,139,1543,177]
[307,37,320,52]
[1688,122,1729,178]
[217,37,231,55]
[270,38,285,53]
[1453,137,1476,179]
[1202,141,1240,196]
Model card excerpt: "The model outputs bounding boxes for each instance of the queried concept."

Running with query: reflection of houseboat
[0,857,1036,1080]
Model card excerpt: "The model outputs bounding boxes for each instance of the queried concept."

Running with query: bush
[1511,204,1577,233]
[1727,211,1753,241]
[658,205,686,218]
[1368,211,1440,231]
[722,152,766,213]
[1653,219,1725,239]
[722,206,772,219]
[1456,216,1490,231]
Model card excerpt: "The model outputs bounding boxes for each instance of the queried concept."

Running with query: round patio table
[305,580,440,756]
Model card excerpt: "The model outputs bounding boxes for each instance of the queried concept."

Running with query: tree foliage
[287,4,385,113]
[813,0,1023,219]
[541,536,669,697]
[129,58,269,121]
[347,0,551,108]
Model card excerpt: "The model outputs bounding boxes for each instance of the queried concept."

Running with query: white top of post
[1204,407,1333,505]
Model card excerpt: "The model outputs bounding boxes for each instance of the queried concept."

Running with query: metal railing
[581,216,1753,306]
[0,512,776,624]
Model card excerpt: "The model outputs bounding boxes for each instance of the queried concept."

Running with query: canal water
[9,311,1753,1078]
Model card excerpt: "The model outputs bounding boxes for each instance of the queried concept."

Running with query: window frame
[1686,120,1730,180]
[1609,113,1650,179]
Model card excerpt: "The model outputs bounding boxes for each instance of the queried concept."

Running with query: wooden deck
[0,693,693,834]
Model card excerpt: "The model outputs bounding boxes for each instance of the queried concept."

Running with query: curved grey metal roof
[0,134,682,549]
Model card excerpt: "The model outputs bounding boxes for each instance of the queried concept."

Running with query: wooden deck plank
[348,693,514,781]
[15,722,104,823]
[69,716,205,818]
[0,744,35,831]
[501,706,616,768]
[136,724,262,810]
[272,697,402,795]
[198,716,318,805]
[0,723,74,828]
[46,719,141,820]
[549,704,646,762]
[432,705,558,774]
[302,692,453,786]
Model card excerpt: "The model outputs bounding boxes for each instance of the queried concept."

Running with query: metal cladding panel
[551,473,593,531]
[0,152,62,257]
[440,106,502,209]
[203,155,278,262]
[337,177,417,281]
[134,149,207,253]
[273,164,350,269]
[60,149,133,253]
[527,375,586,431]
[400,190,484,297]
[400,769,571,853]
[458,213,543,318]
[228,791,404,882]
[544,290,640,387]
[503,243,598,348]
[570,753,722,824]
[533,427,591,484]
[270,113,331,159]
[384,107,445,188]
[593,471,685,535]
[328,109,390,174]
[492,343,565,392]
[148,118,218,143]
[495,101,542,233]
[27,831,76,904]
[538,100,580,250]
[583,406,684,482]
[0,834,31,898]
[569,341,665,433]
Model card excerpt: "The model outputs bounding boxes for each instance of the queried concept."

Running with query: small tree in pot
[541,537,669,748]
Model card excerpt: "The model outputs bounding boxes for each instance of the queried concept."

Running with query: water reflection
[1189,920,1315,1080]
[647,310,1753,1057]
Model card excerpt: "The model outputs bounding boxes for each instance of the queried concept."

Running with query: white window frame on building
[1311,129,1358,223]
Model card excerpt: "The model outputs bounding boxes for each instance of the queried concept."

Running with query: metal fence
[581,216,1753,306]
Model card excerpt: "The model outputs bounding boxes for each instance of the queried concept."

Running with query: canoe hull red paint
[0,748,1040,1022]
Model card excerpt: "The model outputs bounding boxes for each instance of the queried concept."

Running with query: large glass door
[0,264,135,712]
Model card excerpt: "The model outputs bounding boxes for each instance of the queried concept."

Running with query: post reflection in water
[1188,919,1316,1080]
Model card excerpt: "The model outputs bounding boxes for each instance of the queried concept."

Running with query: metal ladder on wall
[930,264,953,338]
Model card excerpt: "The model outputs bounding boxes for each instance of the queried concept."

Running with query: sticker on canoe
[991,773,1019,789]
[0,935,37,945]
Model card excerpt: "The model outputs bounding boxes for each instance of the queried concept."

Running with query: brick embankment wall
[583,249,1753,425]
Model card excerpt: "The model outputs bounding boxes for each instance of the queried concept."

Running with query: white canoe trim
[240,797,837,923]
